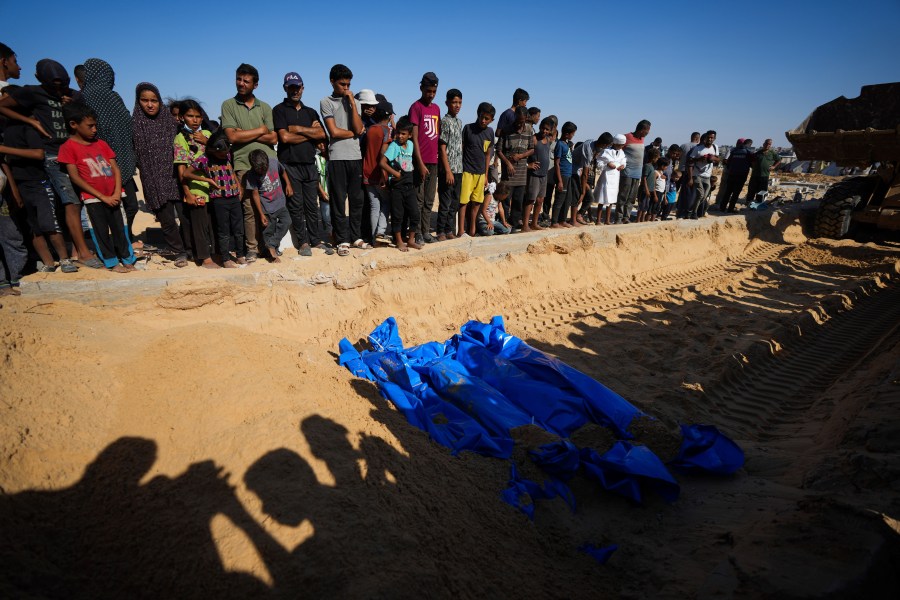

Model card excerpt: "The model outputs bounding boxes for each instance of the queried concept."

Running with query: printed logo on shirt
[423,115,438,140]
[84,155,113,178]
[259,174,279,196]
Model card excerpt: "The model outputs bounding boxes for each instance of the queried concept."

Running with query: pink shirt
[408,100,441,164]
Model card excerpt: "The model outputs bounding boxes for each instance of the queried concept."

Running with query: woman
[132,83,189,267]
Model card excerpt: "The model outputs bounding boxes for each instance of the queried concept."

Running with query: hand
[618,165,625,171]
[528,162,539,170]
[508,165,516,177]
[418,163,428,178]
[687,178,694,188]
[192,131,208,144]
[100,194,120,207]
[30,118,51,138]
[257,125,269,136]
[205,178,221,190]
[284,185,294,197]
[185,193,197,206]
[557,182,563,192]
[486,220,494,231]
[445,171,455,186]
[260,213,269,227]
[343,88,356,100]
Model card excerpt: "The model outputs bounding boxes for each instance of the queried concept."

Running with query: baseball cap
[377,99,394,115]
[283,72,303,87]
[420,72,438,86]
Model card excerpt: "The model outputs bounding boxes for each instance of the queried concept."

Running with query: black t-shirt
[272,100,324,165]
[3,122,47,181]
[462,123,494,174]
[10,85,71,153]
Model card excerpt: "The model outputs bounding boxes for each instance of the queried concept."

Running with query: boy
[477,181,512,236]
[638,147,660,222]
[221,63,277,261]
[663,170,681,220]
[437,89,462,241]
[526,118,553,230]
[496,88,529,138]
[246,149,293,263]
[459,102,495,237]
[542,115,559,223]
[379,117,422,252]
[527,107,541,133]
[408,72,440,244]
[0,43,21,91]
[551,122,576,228]
[1,119,77,272]
[57,103,136,272]
[320,64,366,256]
[570,133,612,225]
[593,133,626,225]
[0,59,103,268]
[654,158,670,220]
[497,106,534,231]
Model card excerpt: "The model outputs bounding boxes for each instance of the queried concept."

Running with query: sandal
[352,239,373,250]
[337,243,350,257]
[78,256,105,269]
[174,257,189,268]
[60,259,79,273]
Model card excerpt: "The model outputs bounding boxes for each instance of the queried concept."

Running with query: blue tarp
[339,316,744,520]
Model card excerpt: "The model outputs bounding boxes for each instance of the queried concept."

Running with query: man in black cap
[407,71,440,243]
[273,72,330,256]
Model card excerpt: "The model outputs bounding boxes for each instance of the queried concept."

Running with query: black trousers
[436,168,461,235]
[551,176,570,223]
[391,173,419,235]
[327,159,364,245]
[153,199,187,257]
[85,202,133,266]
[211,196,244,258]
[186,202,212,260]
[283,162,322,247]
[507,185,527,227]
[122,178,139,237]
[414,163,438,235]
[719,171,749,211]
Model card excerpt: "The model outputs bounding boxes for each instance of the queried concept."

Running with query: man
[408,71,440,244]
[221,63,277,261]
[0,43,21,91]
[320,64,366,256]
[686,130,719,219]
[679,132,700,172]
[718,138,753,212]
[496,88,529,138]
[273,72,329,257]
[615,119,651,224]
[645,137,663,157]
[747,138,780,203]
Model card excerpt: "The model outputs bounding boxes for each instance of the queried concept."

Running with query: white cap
[356,89,377,105]
[613,134,627,145]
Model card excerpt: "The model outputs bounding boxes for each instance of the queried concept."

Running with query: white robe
[593,148,626,205]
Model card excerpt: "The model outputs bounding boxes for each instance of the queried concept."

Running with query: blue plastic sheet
[339,316,743,514]
[578,543,619,565]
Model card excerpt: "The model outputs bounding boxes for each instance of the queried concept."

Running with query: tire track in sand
[511,241,788,333]
[703,279,900,441]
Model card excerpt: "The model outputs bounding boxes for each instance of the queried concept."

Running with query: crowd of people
[0,44,785,293]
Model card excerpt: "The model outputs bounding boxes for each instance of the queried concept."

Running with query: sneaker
[423,233,436,243]
[415,233,425,245]
[246,251,258,263]
[299,245,312,257]
[38,264,57,273]
[59,259,79,273]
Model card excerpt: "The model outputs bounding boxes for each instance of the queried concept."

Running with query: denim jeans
[366,184,390,240]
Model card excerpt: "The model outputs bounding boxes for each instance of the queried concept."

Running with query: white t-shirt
[688,144,718,178]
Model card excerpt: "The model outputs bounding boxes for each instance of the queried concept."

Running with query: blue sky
[4,0,899,149]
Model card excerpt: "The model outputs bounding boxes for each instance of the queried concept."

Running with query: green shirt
[220,96,276,172]
[753,149,780,178]
[174,129,212,201]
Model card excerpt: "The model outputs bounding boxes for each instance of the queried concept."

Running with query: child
[408,71,440,245]
[551,122,576,228]
[637,147,660,222]
[57,102,136,272]
[527,117,553,229]
[662,169,680,220]
[362,100,392,246]
[593,133,626,225]
[458,102,495,237]
[379,117,422,252]
[477,180,512,236]
[1,120,77,273]
[437,89,463,240]
[183,130,245,268]
[497,106,534,231]
[174,100,217,268]
[541,115,559,224]
[654,158,670,221]
[246,149,293,263]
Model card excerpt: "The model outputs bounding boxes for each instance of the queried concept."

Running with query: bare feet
[236,257,248,265]
[521,225,532,232]
[397,243,408,252]
[110,264,129,273]
[223,260,238,268]
[551,223,563,229]
[562,221,574,228]
[202,259,220,269]
[124,263,137,271]
[408,241,423,250]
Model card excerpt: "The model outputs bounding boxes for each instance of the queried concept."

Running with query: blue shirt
[383,140,415,180]
[554,140,573,178]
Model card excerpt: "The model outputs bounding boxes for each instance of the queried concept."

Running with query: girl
[183,130,245,267]
[379,117,422,252]
[173,100,217,268]
[132,82,189,267]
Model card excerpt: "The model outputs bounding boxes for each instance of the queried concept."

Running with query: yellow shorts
[459,172,486,205]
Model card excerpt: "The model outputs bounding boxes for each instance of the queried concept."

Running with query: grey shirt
[320,94,362,161]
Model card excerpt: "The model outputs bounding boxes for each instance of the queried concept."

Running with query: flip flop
[337,243,350,257]
[78,257,105,269]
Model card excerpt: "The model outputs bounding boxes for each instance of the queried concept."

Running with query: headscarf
[132,83,180,212]
[81,58,136,180]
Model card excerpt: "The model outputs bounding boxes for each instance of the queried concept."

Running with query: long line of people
[0,45,782,293]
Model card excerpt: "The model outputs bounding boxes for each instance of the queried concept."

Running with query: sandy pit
[2,208,899,598]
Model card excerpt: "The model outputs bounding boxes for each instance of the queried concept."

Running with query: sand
[1,207,899,598]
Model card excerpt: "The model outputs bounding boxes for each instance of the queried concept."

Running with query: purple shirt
[408,100,441,164]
